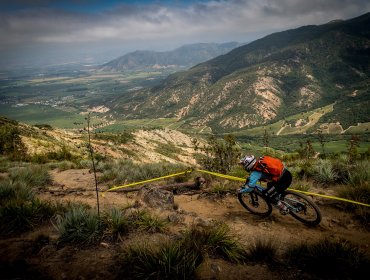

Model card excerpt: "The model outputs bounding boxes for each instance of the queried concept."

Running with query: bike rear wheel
[281,190,322,226]
[238,190,272,217]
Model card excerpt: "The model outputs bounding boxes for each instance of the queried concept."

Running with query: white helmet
[240,155,256,171]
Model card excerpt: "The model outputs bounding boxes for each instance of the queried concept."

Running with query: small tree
[347,135,360,162]
[317,130,325,155]
[298,139,315,159]
[195,134,241,174]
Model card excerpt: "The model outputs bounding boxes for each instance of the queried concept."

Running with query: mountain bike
[237,183,322,226]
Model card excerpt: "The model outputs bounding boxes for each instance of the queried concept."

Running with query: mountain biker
[239,155,292,213]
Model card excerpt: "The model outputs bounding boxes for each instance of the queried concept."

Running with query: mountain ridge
[112,12,370,132]
[99,42,242,71]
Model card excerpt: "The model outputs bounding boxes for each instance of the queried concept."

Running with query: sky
[0,0,369,69]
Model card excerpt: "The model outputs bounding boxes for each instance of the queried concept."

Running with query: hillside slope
[0,116,200,166]
[113,13,370,132]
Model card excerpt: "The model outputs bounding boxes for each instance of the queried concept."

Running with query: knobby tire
[238,190,272,217]
[281,190,322,226]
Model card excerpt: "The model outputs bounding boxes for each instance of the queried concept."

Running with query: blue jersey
[247,171,271,187]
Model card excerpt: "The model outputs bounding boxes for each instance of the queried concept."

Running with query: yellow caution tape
[101,168,370,208]
[287,188,370,207]
[195,169,246,182]
[101,170,193,196]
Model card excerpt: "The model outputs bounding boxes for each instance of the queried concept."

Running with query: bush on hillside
[0,124,27,160]
[9,165,51,188]
[55,205,103,246]
[0,199,56,235]
[193,134,241,174]
[285,238,370,279]
[120,240,202,280]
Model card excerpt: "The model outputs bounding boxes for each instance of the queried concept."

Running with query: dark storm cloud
[0,0,369,62]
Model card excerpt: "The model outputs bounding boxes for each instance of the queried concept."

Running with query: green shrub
[291,159,315,179]
[103,208,129,241]
[313,159,338,186]
[131,209,168,233]
[154,142,182,158]
[247,237,279,263]
[194,134,241,174]
[209,182,236,196]
[55,205,103,246]
[121,240,201,280]
[9,165,51,188]
[0,124,27,159]
[337,184,370,205]
[0,199,56,235]
[227,165,246,179]
[0,179,35,204]
[182,223,247,263]
[47,160,76,171]
[331,160,350,183]
[285,238,370,279]
[29,146,77,164]
[346,161,370,187]
[93,131,133,145]
[289,180,312,192]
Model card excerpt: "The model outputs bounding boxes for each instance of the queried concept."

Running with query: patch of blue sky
[0,0,209,13]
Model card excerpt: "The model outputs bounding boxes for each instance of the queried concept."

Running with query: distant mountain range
[112,12,370,132]
[99,42,242,71]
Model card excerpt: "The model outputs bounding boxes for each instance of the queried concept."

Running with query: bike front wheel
[281,190,322,226]
[238,190,272,217]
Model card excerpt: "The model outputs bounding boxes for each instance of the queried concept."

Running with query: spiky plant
[9,165,51,188]
[4,180,35,203]
[103,208,129,241]
[182,222,247,263]
[0,199,55,234]
[285,238,370,279]
[121,240,202,280]
[346,161,370,187]
[55,205,103,246]
[247,237,279,263]
[131,209,168,233]
[313,159,338,186]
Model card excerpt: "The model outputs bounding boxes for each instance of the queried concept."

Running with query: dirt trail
[43,169,370,250]
[2,169,370,280]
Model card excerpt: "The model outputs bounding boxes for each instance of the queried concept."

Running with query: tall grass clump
[0,179,34,204]
[337,161,370,213]
[55,205,103,246]
[285,238,370,279]
[130,209,168,233]
[182,222,247,263]
[290,159,315,180]
[120,240,202,280]
[103,207,129,241]
[346,161,370,187]
[9,165,51,188]
[247,237,279,263]
[0,199,56,235]
[313,159,338,186]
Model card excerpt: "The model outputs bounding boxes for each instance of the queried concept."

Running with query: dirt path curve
[2,168,370,280]
[43,169,370,253]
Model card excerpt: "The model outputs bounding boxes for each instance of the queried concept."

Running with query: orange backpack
[254,156,285,182]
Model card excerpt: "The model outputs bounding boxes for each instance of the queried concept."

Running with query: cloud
[0,0,369,66]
